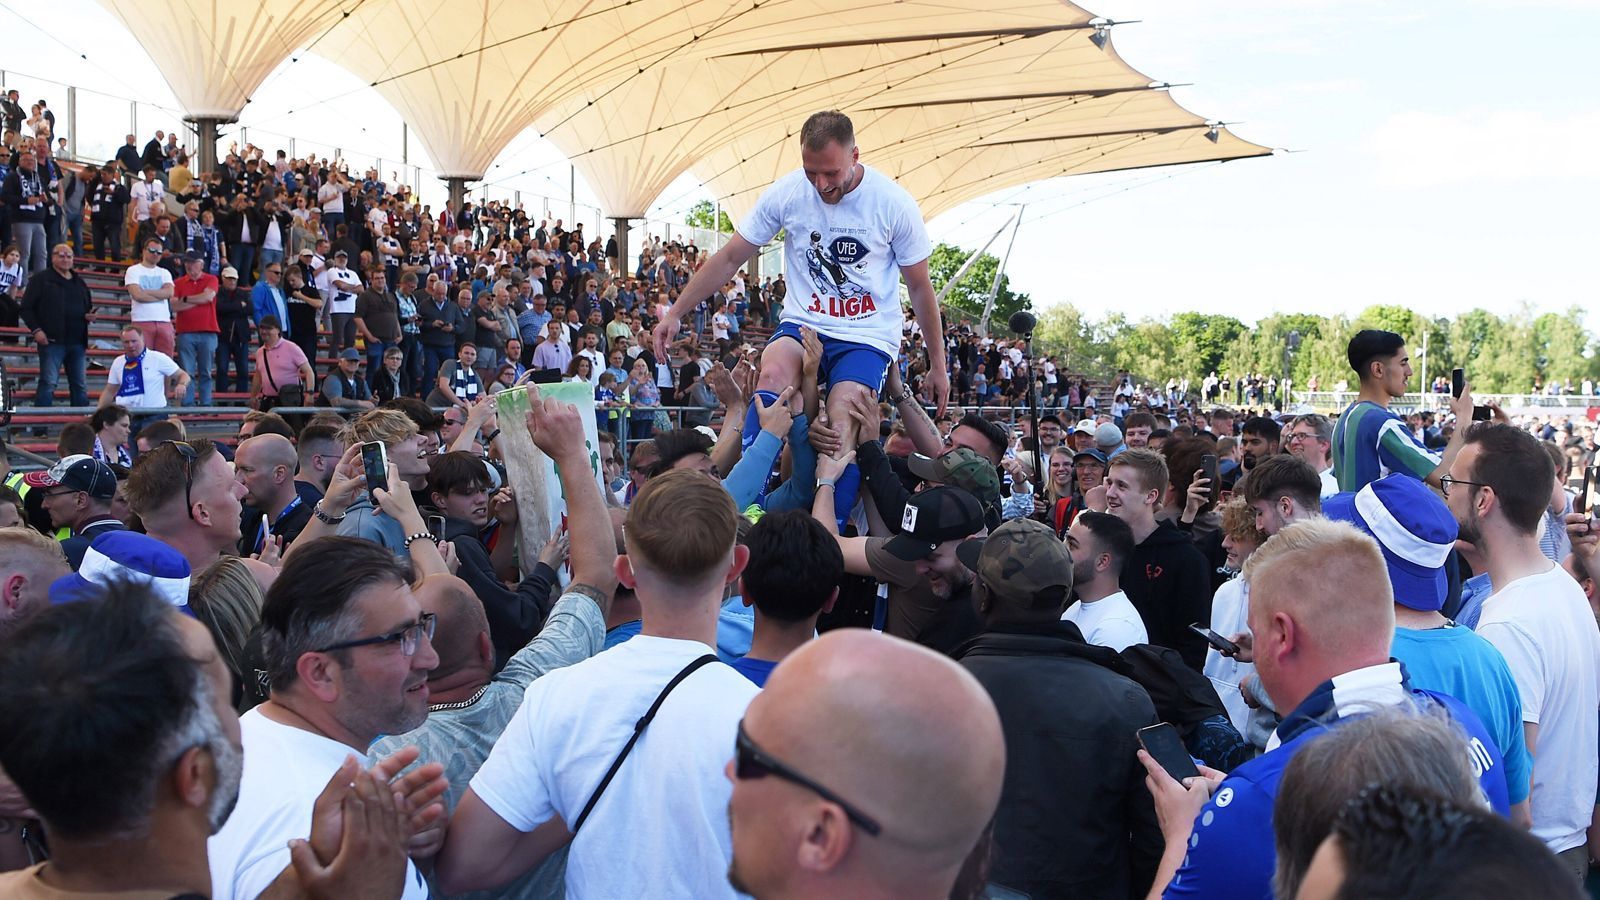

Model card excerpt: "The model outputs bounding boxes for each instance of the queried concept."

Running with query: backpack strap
[572,653,719,833]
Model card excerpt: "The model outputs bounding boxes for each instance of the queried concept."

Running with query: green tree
[1169,313,1246,380]
[927,242,1031,330]
[684,200,733,234]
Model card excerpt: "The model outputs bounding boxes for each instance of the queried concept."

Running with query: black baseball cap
[884,486,987,561]
[40,455,117,501]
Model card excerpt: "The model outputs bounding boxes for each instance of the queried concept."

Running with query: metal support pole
[569,166,576,226]
[713,199,721,251]
[938,210,1015,313]
[979,204,1025,337]
[66,86,76,159]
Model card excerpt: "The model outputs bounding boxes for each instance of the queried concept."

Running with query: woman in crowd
[565,354,596,387]
[1043,445,1079,537]
[187,556,267,711]
[626,356,661,441]
[89,404,134,468]
[1203,496,1270,743]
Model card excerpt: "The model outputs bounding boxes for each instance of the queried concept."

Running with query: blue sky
[5,0,1594,328]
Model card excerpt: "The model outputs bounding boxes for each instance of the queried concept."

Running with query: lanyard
[256,494,303,553]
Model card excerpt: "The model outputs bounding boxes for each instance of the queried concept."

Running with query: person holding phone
[1332,329,1473,493]
[955,517,1164,897]
[334,408,434,559]
[1140,518,1511,899]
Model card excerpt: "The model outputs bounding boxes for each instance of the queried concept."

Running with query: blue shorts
[771,321,891,392]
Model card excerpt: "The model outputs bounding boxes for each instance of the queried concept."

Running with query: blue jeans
[400,333,424,395]
[217,337,250,393]
[178,331,218,406]
[12,222,46,275]
[259,248,284,270]
[421,343,454,393]
[229,243,258,285]
[35,341,88,407]
[65,211,84,254]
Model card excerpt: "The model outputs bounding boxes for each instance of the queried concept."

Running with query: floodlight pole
[185,116,235,176]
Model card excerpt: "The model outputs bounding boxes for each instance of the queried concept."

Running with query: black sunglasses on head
[162,440,198,522]
[734,721,882,836]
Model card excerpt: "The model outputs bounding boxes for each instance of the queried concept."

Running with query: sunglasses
[163,440,198,522]
[734,721,882,836]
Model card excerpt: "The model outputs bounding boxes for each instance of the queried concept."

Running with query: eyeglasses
[1438,475,1490,499]
[1284,432,1324,444]
[734,721,882,836]
[317,613,437,656]
[163,440,198,522]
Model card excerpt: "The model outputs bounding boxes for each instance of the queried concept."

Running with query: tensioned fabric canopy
[97,0,1271,216]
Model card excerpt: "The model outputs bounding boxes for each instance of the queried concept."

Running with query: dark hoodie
[440,516,558,671]
[1120,519,1213,671]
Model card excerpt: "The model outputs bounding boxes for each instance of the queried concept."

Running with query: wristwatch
[891,387,915,405]
[311,502,345,524]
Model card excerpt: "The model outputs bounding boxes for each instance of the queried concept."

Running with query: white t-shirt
[317,181,344,214]
[1476,564,1600,852]
[712,312,731,340]
[209,709,429,900]
[471,635,759,899]
[737,164,931,358]
[107,350,181,408]
[1061,589,1147,651]
[1203,577,1256,735]
[317,267,362,314]
[1318,467,1339,499]
[125,263,174,322]
[130,180,164,221]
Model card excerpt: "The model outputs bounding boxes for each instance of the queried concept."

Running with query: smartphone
[1471,405,1493,422]
[360,441,388,504]
[1200,453,1219,502]
[1452,367,1465,399]
[1578,465,1599,518]
[428,515,446,543]
[1189,622,1241,656]
[1137,723,1201,782]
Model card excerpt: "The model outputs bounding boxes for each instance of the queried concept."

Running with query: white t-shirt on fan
[1476,564,1600,853]
[208,708,430,900]
[471,634,759,899]
[107,350,181,408]
[1062,589,1148,651]
[317,267,362,314]
[125,262,174,322]
[737,164,931,359]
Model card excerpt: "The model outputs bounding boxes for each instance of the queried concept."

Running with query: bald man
[235,434,314,556]
[727,629,1005,900]
[1146,518,1513,898]
[372,571,608,900]
[0,528,69,639]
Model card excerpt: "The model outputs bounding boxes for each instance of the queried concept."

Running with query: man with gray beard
[0,582,406,898]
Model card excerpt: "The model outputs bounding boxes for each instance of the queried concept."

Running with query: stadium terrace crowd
[0,108,1598,900]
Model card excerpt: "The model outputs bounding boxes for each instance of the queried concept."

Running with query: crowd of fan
[1,294,1599,900]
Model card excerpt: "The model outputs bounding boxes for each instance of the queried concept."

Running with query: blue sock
[742,390,778,452]
[833,462,861,530]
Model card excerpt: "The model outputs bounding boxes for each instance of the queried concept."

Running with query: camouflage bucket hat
[908,448,1001,513]
[956,517,1072,604]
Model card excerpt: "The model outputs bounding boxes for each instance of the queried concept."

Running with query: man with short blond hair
[125,438,249,579]
[0,528,68,637]
[335,407,431,558]
[1145,517,1511,898]
[439,465,761,898]
[1105,448,1211,669]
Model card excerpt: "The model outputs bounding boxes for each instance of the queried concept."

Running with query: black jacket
[20,267,92,344]
[219,205,265,247]
[1122,519,1214,671]
[957,622,1163,899]
[443,517,558,671]
[216,285,256,344]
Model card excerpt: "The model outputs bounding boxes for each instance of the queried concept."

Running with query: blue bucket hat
[1323,474,1458,611]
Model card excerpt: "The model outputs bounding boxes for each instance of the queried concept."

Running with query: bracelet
[892,389,915,405]
[817,479,837,489]
[312,502,346,524]
[484,428,502,443]
[403,531,435,548]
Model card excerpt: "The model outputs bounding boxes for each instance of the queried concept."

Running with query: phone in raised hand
[360,441,389,505]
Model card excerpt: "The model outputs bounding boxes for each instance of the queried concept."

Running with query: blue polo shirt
[1164,662,1509,899]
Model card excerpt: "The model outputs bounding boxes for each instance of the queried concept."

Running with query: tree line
[924,243,1595,395]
